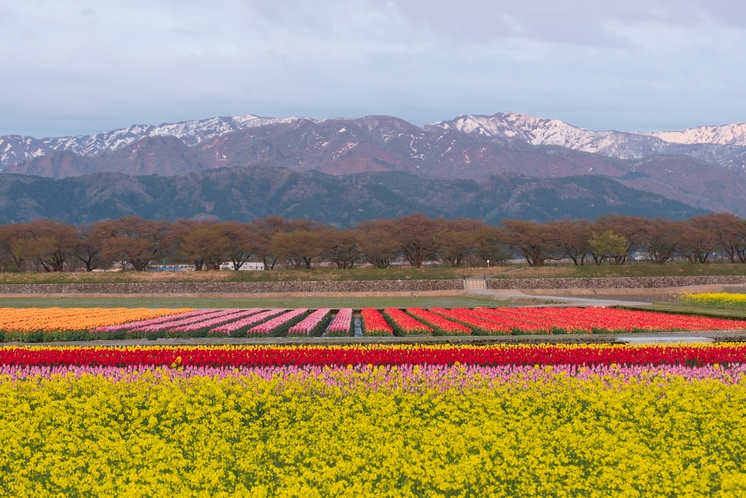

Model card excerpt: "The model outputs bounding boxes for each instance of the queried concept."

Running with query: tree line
[0,213,744,272]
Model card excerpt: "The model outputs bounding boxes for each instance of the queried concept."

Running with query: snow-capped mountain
[430,112,666,158]
[0,114,300,168]
[430,112,746,171]
[5,111,746,170]
[5,111,746,217]
[648,122,746,146]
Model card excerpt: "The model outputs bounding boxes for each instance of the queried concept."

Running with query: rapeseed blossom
[683,292,746,308]
[0,361,745,496]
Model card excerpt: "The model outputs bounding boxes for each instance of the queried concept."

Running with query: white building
[219,261,265,271]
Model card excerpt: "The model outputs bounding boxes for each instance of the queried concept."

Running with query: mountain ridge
[5,111,746,170]
[0,165,706,225]
[6,115,746,216]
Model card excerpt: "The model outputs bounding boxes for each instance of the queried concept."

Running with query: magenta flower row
[169,309,264,333]
[130,309,242,334]
[246,309,308,335]
[209,309,286,335]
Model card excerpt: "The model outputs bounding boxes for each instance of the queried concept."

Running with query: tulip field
[1,342,745,495]
[1,306,746,342]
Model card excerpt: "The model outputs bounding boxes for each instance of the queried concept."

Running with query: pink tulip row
[169,309,263,333]
[288,309,331,336]
[327,309,352,336]
[131,309,242,334]
[246,309,308,337]
[91,310,203,333]
[208,309,286,336]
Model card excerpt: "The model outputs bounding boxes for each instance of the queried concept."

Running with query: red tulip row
[2,344,745,367]
[382,309,433,336]
[361,309,393,336]
[406,308,472,335]
[430,308,513,335]
[472,307,746,334]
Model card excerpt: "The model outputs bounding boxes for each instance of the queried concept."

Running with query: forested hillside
[0,165,706,225]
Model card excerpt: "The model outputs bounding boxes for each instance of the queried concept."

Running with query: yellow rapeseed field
[682,292,746,308]
[0,368,744,496]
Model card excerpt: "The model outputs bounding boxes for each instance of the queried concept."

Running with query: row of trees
[0,213,744,272]
[0,214,500,272]
[501,213,746,266]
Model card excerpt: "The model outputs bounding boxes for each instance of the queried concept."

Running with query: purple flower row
[2,363,745,390]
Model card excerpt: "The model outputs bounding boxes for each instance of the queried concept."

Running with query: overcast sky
[2,1,746,137]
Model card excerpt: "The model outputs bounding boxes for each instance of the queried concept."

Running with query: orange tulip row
[0,308,192,332]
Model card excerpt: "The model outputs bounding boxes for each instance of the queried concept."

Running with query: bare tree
[435,218,485,267]
[99,216,171,271]
[502,220,563,267]
[26,219,78,272]
[171,221,231,270]
[271,230,323,269]
[356,220,399,268]
[557,219,593,266]
[388,213,439,268]
[637,218,683,265]
[323,228,361,269]
[253,216,290,270]
[220,221,257,271]
[473,226,509,267]
[75,222,108,272]
[0,223,36,272]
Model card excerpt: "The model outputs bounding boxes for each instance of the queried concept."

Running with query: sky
[2,0,746,137]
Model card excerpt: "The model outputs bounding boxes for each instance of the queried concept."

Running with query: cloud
[1,0,746,136]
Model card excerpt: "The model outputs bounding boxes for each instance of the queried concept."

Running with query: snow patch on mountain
[647,123,746,146]
[6,110,746,172]
[0,114,302,167]
[431,112,669,159]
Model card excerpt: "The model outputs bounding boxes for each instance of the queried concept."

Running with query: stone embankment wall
[0,280,463,295]
[2,275,746,294]
[488,276,746,290]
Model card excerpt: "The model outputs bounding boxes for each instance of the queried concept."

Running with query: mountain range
[2,111,746,218]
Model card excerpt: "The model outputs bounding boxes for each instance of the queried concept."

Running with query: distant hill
[0,165,707,225]
[4,113,746,216]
